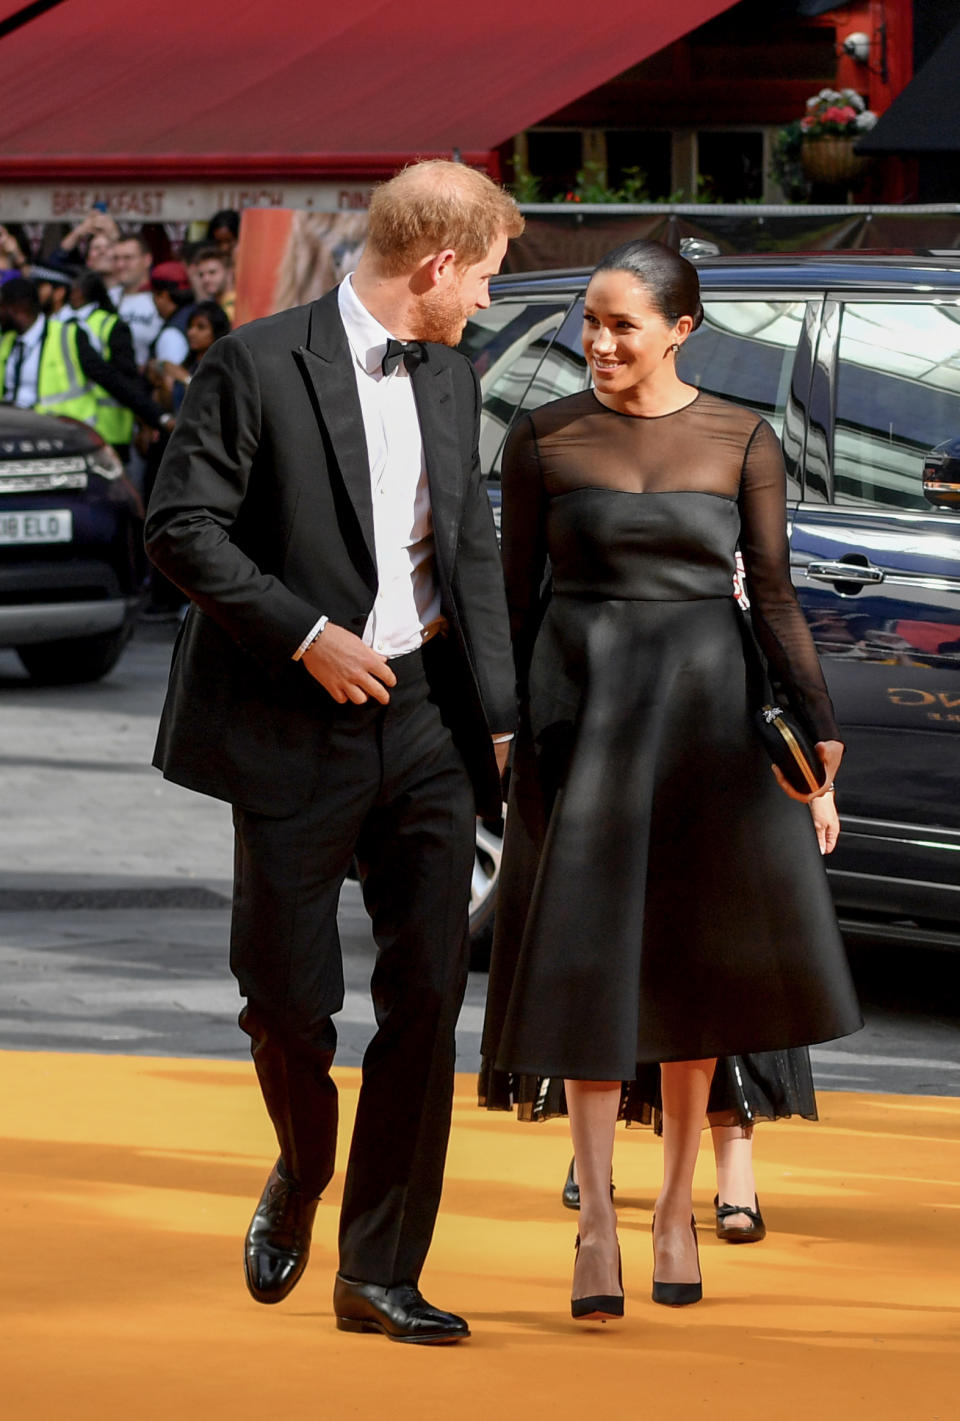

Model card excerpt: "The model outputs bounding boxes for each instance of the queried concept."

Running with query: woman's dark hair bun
[592,239,703,331]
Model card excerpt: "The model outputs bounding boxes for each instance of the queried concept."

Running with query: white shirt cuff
[491,732,515,744]
[292,614,328,661]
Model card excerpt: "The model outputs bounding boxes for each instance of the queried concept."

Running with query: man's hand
[301,622,397,705]
[493,737,511,778]
[0,224,24,265]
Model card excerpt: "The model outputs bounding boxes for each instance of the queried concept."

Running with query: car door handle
[805,560,885,584]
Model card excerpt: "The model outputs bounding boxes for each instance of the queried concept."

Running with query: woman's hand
[772,738,843,803]
[162,361,191,390]
[809,789,839,855]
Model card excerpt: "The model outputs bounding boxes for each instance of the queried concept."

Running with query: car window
[461,298,573,475]
[834,301,960,511]
[677,299,806,498]
[519,300,592,423]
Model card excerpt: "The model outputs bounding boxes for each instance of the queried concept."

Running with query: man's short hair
[192,245,228,267]
[113,233,152,257]
[366,160,524,276]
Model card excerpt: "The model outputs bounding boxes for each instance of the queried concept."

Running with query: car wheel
[17,626,132,685]
[469,809,505,971]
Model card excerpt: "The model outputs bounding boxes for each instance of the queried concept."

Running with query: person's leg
[564,1080,622,1301]
[654,1058,716,1285]
[230,705,382,1187]
[338,657,477,1286]
[231,795,362,1195]
[710,1122,758,1232]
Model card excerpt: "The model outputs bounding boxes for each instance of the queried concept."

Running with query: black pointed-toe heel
[714,1193,766,1243]
[571,1234,625,1321]
[651,1214,702,1307]
[562,1157,616,1212]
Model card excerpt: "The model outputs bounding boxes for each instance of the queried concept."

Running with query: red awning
[0,0,734,180]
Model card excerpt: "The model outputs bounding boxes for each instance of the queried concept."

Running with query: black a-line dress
[479,389,862,1113]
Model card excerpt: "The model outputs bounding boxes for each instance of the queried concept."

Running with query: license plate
[0,509,74,545]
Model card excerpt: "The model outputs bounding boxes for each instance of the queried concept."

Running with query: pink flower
[822,105,857,124]
[801,115,815,129]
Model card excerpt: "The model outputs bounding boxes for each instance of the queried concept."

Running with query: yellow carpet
[2,1051,957,1421]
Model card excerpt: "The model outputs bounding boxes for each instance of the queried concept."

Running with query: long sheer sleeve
[738,418,840,743]
[500,414,549,692]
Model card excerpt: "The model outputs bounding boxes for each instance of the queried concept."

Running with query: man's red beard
[413,282,471,346]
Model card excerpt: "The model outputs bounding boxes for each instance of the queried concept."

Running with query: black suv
[0,405,145,682]
[463,255,960,954]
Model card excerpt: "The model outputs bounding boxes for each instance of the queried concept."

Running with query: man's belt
[420,616,449,646]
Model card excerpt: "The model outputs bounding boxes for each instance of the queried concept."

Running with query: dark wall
[914,0,960,65]
[913,1,960,197]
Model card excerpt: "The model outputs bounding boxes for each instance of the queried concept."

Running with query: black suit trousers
[230,643,476,1286]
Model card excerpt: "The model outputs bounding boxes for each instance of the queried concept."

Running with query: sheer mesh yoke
[501,389,839,742]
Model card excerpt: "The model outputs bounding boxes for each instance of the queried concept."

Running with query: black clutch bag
[740,612,828,796]
[753,702,827,795]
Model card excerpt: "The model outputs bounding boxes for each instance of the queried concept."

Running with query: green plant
[662,175,722,205]
[508,160,543,203]
[770,120,810,202]
[552,160,651,204]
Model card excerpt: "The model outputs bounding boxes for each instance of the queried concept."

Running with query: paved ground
[1,623,958,1096]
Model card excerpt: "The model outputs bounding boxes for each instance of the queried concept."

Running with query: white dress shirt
[295,276,441,661]
[3,313,46,407]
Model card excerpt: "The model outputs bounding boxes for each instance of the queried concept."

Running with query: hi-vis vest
[83,309,135,447]
[0,319,97,426]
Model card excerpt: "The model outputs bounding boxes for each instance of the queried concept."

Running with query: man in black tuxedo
[145,162,523,1343]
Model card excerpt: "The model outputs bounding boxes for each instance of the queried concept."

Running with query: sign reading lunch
[0,184,374,222]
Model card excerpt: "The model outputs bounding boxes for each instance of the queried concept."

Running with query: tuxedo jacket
[145,287,516,819]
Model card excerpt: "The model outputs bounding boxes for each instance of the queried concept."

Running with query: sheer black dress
[479,389,862,1119]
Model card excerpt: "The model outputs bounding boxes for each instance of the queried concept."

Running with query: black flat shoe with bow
[244,1159,320,1304]
[714,1193,766,1243]
[333,1275,470,1344]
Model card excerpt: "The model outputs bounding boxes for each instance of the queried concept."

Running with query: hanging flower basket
[775,89,879,193]
[801,136,870,186]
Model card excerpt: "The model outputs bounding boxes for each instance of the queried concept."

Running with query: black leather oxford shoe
[244,1160,320,1304]
[333,1275,470,1344]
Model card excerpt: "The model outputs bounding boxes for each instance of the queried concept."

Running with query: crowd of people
[0,208,239,611]
[0,208,237,452]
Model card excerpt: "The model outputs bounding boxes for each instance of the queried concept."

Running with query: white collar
[19,313,46,349]
[338,274,400,378]
[72,302,98,322]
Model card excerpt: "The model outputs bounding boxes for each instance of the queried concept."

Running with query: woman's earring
[671,343,681,354]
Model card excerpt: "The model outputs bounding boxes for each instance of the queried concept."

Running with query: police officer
[67,270,157,461]
[0,277,171,456]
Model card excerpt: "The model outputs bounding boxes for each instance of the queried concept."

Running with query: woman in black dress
[479,240,861,1318]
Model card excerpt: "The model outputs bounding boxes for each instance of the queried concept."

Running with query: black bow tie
[381,339,427,376]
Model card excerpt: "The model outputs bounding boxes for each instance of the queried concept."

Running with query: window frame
[818,290,960,515]
[474,292,579,480]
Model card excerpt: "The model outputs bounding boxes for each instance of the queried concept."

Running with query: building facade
[506,1,920,203]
